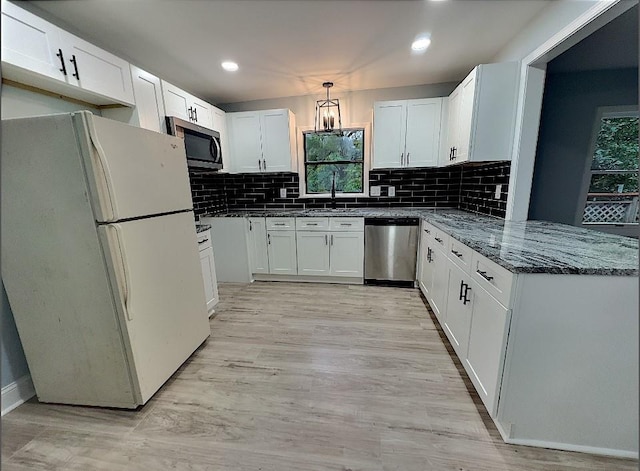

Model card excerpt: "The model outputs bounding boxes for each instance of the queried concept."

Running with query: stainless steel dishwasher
[364,217,419,287]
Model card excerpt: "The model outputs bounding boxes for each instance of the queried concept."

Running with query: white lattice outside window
[579,108,638,228]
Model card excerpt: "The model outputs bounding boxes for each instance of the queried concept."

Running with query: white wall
[0,83,101,388]
[492,1,600,63]
[219,82,457,127]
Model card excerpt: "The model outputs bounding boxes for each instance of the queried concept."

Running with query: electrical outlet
[370,185,381,197]
[279,188,287,198]
[494,184,502,199]
[388,186,396,197]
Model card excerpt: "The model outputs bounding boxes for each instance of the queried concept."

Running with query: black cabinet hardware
[462,284,471,304]
[56,49,67,75]
[258,159,262,171]
[477,270,494,282]
[197,238,209,244]
[451,250,462,258]
[193,107,198,122]
[249,221,253,231]
[435,237,443,243]
[427,247,432,263]
[325,234,328,245]
[267,234,271,244]
[70,55,79,79]
[424,228,430,234]
[263,159,266,170]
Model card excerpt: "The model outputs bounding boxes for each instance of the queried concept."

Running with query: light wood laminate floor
[2,282,637,470]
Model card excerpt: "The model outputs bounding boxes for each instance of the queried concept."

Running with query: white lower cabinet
[248,217,269,274]
[197,230,219,316]
[464,281,510,417]
[428,246,449,322]
[267,230,297,275]
[296,232,330,276]
[329,232,364,277]
[443,262,473,359]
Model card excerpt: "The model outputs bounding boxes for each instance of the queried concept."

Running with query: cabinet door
[1,0,66,83]
[161,81,191,121]
[329,232,364,277]
[130,66,166,133]
[465,282,511,417]
[260,109,293,172]
[405,98,442,168]
[199,247,219,313]
[267,231,297,275]
[418,234,435,298]
[429,247,449,323]
[372,101,406,169]
[192,98,214,129]
[228,112,262,173]
[443,263,473,359]
[445,87,461,165]
[296,231,330,276]
[455,70,477,163]
[247,218,269,274]
[59,30,134,105]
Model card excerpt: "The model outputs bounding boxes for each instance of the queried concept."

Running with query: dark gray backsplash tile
[189,161,511,219]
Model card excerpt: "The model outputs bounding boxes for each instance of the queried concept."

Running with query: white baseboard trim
[253,274,363,284]
[1,374,35,416]
[502,435,638,460]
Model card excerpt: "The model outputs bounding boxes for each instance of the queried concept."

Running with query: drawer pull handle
[477,270,494,282]
[340,223,352,226]
[274,223,286,226]
[424,228,431,234]
[434,237,443,243]
[307,223,318,226]
[198,238,209,244]
[427,247,432,263]
[451,250,463,258]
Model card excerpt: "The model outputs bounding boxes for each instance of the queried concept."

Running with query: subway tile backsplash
[189,161,511,219]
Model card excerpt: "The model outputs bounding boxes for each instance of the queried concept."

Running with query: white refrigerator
[1,111,210,408]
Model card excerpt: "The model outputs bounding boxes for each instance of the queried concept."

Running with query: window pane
[588,172,639,194]
[304,130,364,162]
[306,163,363,194]
[591,116,639,171]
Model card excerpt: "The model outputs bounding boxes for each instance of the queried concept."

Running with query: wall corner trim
[1,374,35,416]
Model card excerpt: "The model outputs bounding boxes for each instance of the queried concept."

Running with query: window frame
[297,123,371,198]
[575,105,639,236]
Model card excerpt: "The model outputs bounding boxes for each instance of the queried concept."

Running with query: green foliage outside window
[588,116,638,193]
[304,130,364,194]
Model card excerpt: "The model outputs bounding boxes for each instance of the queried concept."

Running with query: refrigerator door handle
[85,114,118,221]
[111,224,132,321]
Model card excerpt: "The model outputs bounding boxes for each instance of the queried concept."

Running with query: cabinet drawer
[471,252,514,307]
[329,217,364,232]
[296,217,329,231]
[266,217,295,231]
[197,230,212,252]
[448,238,472,274]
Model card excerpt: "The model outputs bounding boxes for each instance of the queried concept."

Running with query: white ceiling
[28,0,550,105]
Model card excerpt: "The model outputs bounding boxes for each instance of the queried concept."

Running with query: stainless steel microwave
[166,116,223,170]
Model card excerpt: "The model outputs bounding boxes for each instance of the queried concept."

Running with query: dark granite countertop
[207,208,638,276]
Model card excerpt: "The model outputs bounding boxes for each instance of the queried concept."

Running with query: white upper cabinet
[191,98,214,129]
[373,98,442,169]
[1,0,134,106]
[228,112,263,173]
[227,109,297,174]
[58,30,134,105]
[211,106,229,169]
[1,0,66,83]
[444,62,519,165]
[103,66,166,133]
[372,101,406,169]
[161,80,214,129]
[162,80,191,121]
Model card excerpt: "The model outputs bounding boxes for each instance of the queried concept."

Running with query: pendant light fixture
[314,81,342,133]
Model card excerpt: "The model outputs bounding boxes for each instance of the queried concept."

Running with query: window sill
[298,193,369,199]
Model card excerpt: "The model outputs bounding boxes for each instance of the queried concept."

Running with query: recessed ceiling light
[411,36,431,52]
[221,61,239,72]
